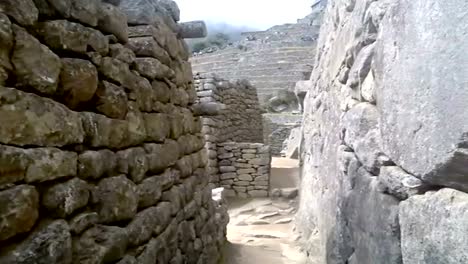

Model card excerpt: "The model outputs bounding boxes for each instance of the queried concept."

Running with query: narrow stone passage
[221,158,306,264]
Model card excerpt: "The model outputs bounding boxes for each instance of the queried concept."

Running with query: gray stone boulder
[0,220,72,264]
[98,3,128,43]
[133,57,175,80]
[116,147,148,183]
[95,175,138,223]
[12,25,61,95]
[78,150,117,180]
[0,0,38,26]
[342,103,390,173]
[0,87,84,147]
[69,212,99,235]
[35,20,109,55]
[95,81,128,119]
[378,166,427,200]
[42,178,90,217]
[400,188,468,263]
[344,168,402,264]
[0,185,39,241]
[73,225,128,264]
[375,0,468,191]
[58,58,98,109]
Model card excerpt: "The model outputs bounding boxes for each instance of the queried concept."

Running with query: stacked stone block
[194,73,264,186]
[218,142,271,198]
[0,0,227,263]
[194,73,264,143]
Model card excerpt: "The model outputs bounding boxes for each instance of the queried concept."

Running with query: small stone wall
[194,73,264,143]
[218,142,271,198]
[0,0,227,263]
[194,73,265,186]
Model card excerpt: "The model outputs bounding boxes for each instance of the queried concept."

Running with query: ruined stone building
[0,0,228,263]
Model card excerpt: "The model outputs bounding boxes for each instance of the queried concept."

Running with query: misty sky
[175,0,312,30]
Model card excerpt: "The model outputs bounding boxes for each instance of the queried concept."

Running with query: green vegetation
[189,33,231,53]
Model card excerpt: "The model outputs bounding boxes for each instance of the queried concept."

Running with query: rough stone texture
[215,142,271,197]
[0,220,72,264]
[0,87,84,147]
[42,178,90,217]
[59,58,98,109]
[194,73,263,144]
[0,2,228,262]
[0,185,39,241]
[12,25,61,95]
[0,0,38,26]
[296,0,468,263]
[95,175,138,223]
[379,166,427,200]
[400,189,468,264]
[375,0,468,191]
[194,73,267,187]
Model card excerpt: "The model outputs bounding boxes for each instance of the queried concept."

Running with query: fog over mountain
[185,22,259,52]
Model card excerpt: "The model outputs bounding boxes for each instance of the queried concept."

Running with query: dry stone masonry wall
[194,73,263,144]
[297,0,468,263]
[0,0,228,263]
[217,142,271,198]
[194,73,270,197]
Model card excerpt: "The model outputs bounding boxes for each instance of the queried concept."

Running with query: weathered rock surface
[297,0,468,264]
[95,81,128,119]
[0,0,38,26]
[73,225,128,264]
[95,175,138,223]
[0,1,228,262]
[0,185,39,241]
[375,0,468,191]
[59,58,98,108]
[400,189,468,264]
[36,20,109,55]
[345,168,402,264]
[42,178,90,217]
[0,220,72,264]
[379,166,427,200]
[0,87,84,146]
[98,3,128,43]
[78,150,117,180]
[12,25,61,95]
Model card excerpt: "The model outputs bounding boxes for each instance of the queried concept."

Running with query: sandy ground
[221,158,307,264]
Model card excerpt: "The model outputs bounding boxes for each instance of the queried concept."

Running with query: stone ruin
[296,0,468,263]
[190,13,321,106]
[0,0,229,263]
[194,73,271,198]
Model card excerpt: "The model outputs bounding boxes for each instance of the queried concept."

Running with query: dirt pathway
[221,158,307,264]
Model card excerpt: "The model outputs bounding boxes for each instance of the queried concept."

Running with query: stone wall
[263,113,302,156]
[296,0,468,263]
[217,142,271,198]
[0,1,228,263]
[195,73,263,143]
[194,73,268,194]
